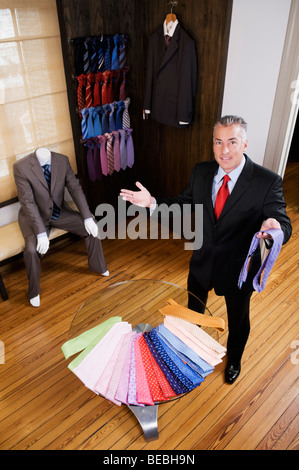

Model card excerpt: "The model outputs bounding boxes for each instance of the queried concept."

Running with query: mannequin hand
[36,234,50,254]
[257,218,281,239]
[84,218,98,237]
[120,182,155,208]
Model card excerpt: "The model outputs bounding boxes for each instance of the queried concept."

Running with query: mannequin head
[36,147,51,166]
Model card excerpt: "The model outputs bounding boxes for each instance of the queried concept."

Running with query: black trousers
[187,272,252,364]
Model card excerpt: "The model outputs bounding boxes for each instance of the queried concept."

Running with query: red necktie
[214,174,230,219]
[76,74,86,110]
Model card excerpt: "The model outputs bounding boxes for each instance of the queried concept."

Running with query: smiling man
[120,115,292,384]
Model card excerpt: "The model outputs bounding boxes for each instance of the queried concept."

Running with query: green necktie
[61,316,122,371]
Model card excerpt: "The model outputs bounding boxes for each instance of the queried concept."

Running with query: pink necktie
[115,331,137,404]
[127,333,142,405]
[165,315,226,357]
[163,318,222,367]
[93,329,130,402]
[105,332,134,405]
[73,322,131,392]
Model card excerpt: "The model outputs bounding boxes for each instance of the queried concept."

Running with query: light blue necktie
[154,330,204,386]
[238,229,284,292]
[157,324,214,377]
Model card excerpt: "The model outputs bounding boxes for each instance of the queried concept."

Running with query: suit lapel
[217,155,253,221]
[159,24,180,72]
[31,152,48,190]
[50,152,59,194]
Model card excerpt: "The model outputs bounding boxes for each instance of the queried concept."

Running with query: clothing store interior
[0,0,298,453]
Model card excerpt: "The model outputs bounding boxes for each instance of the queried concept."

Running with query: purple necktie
[126,129,134,168]
[238,229,284,292]
[112,131,121,172]
[97,134,108,176]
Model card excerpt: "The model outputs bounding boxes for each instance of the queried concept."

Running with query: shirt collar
[163,19,179,37]
[215,155,246,184]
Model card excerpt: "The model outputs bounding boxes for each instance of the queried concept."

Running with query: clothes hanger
[166,1,178,24]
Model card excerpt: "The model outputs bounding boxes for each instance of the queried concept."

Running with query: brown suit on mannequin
[13,150,108,303]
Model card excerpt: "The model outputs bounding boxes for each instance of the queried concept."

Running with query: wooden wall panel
[56,0,232,210]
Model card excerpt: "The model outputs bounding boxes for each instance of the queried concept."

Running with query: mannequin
[14,147,109,308]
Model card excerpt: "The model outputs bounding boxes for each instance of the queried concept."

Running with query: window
[0,0,76,202]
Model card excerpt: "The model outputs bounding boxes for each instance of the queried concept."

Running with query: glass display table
[67,279,218,441]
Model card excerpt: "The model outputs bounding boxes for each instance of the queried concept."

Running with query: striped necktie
[42,164,60,220]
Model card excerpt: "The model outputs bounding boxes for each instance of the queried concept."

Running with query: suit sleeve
[64,159,93,220]
[263,175,292,244]
[13,163,47,235]
[177,38,197,123]
[143,35,154,111]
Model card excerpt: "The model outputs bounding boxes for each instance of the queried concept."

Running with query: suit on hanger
[156,155,292,362]
[13,151,107,299]
[143,22,197,128]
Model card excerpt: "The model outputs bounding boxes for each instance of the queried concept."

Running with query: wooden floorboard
[0,162,298,451]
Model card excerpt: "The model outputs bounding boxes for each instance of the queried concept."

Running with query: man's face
[213,124,248,173]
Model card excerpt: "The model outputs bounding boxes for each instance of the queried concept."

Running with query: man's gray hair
[213,115,247,141]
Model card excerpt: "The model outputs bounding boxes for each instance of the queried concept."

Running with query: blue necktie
[149,329,198,391]
[116,100,125,130]
[109,102,117,132]
[90,37,98,73]
[101,104,110,134]
[111,34,119,70]
[92,107,102,136]
[81,108,89,140]
[103,35,111,71]
[143,332,188,396]
[238,229,284,292]
[86,107,95,138]
[97,35,104,71]
[42,164,60,220]
[157,324,214,377]
[83,37,90,74]
[155,330,204,386]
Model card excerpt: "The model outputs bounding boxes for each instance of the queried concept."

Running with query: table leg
[128,404,159,441]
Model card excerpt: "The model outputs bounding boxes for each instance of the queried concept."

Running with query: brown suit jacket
[13,151,92,238]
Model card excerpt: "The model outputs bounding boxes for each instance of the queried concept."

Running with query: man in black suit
[120,115,292,384]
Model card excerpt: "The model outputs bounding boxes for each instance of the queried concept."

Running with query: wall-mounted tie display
[70,34,134,180]
[61,300,226,407]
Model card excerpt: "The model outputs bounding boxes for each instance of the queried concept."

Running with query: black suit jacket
[143,23,197,127]
[156,155,292,295]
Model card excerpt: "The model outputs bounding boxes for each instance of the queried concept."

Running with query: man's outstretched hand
[120,182,155,208]
[257,218,281,239]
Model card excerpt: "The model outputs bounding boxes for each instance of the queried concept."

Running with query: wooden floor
[0,162,298,451]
